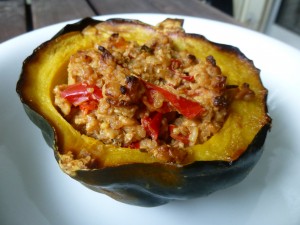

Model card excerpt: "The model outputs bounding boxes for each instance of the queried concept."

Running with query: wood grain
[89,0,160,14]
[146,0,238,22]
[30,0,96,29]
[0,0,240,43]
[89,0,239,25]
[0,0,26,43]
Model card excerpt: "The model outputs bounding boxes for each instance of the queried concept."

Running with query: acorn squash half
[16,17,271,207]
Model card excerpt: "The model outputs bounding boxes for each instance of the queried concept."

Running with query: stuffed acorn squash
[16,18,271,206]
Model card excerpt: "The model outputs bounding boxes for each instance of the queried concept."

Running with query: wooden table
[0,0,240,43]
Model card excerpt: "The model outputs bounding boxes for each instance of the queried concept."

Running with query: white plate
[1,13,300,225]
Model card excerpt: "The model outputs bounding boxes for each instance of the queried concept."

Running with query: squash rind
[16,18,271,207]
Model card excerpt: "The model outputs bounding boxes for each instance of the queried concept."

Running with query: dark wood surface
[0,0,26,42]
[0,0,239,43]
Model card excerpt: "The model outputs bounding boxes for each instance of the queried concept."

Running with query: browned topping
[213,95,229,108]
[206,55,217,66]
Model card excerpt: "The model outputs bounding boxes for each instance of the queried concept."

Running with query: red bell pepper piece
[61,83,103,105]
[61,83,103,113]
[129,141,140,149]
[145,82,205,119]
[181,75,195,82]
[79,100,99,114]
[141,112,163,140]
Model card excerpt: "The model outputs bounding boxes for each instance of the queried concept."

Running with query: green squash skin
[75,123,270,207]
[17,18,271,207]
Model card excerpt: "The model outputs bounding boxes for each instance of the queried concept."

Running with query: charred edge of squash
[105,17,185,31]
[106,18,153,27]
[186,33,260,73]
[52,17,101,40]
